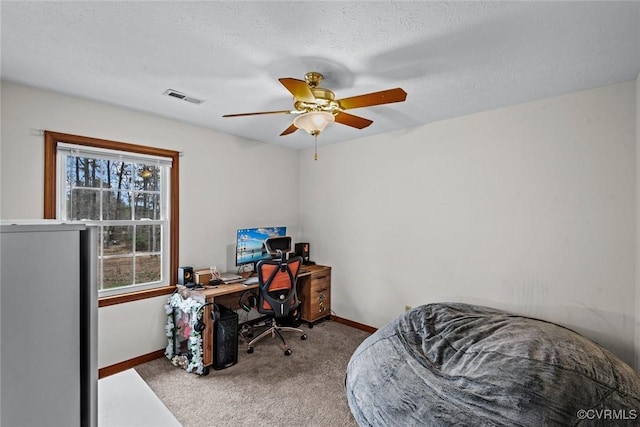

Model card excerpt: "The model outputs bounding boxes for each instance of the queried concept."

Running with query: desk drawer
[308,285,330,319]
[301,270,331,323]
[310,272,330,286]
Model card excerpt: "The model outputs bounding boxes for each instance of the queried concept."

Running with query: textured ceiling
[1,1,639,150]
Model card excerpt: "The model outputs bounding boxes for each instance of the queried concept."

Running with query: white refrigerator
[1,221,98,427]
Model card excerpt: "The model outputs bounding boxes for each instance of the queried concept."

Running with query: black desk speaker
[295,242,310,264]
[177,266,194,286]
[212,305,238,370]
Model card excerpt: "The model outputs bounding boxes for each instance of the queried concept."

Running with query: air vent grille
[163,89,205,105]
[183,96,204,105]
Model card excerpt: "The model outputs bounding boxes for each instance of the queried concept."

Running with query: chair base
[246,323,307,355]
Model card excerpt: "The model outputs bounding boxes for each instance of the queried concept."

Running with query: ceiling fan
[222,71,407,138]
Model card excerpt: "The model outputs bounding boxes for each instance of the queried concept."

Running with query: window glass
[59,150,170,296]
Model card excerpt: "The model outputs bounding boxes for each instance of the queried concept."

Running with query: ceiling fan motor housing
[295,87,338,113]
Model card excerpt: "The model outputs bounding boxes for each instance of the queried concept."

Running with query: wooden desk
[186,264,332,370]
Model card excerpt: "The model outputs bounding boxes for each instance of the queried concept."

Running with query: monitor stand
[248,263,259,277]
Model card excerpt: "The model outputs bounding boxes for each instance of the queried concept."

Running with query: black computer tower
[212,305,238,370]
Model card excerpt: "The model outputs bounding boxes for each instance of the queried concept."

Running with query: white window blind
[57,142,173,167]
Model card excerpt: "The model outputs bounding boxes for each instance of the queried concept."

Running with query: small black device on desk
[294,242,315,265]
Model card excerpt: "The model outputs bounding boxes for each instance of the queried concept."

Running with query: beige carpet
[135,320,371,427]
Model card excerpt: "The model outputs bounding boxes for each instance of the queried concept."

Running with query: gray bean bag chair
[345,302,640,426]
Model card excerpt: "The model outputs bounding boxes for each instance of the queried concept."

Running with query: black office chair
[246,254,307,356]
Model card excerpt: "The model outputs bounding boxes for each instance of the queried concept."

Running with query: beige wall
[299,81,638,366]
[2,79,638,369]
[0,81,300,368]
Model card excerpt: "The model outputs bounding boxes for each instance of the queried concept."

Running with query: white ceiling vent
[163,89,205,105]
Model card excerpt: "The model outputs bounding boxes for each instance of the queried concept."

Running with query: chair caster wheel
[284,348,292,356]
[301,334,307,340]
[247,347,254,354]
[201,366,210,376]
[308,323,314,329]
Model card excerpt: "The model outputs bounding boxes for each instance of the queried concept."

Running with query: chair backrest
[264,236,292,259]
[256,256,302,318]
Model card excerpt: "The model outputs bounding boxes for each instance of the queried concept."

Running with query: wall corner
[635,72,640,371]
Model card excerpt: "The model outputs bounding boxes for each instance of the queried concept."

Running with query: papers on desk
[244,277,259,285]
[220,273,243,284]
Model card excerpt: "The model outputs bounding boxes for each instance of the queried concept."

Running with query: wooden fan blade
[334,112,373,129]
[280,123,298,136]
[222,110,292,118]
[279,78,316,102]
[337,88,407,110]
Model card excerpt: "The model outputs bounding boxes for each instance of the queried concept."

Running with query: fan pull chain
[314,134,318,161]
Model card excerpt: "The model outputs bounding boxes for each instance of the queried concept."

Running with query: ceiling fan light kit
[223,71,407,159]
[294,110,335,161]
[293,111,335,136]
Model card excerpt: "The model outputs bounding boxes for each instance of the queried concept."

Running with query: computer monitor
[235,226,286,267]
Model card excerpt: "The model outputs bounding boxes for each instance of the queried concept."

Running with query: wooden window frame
[44,131,179,307]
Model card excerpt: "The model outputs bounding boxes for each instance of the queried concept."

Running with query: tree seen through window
[64,155,164,291]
